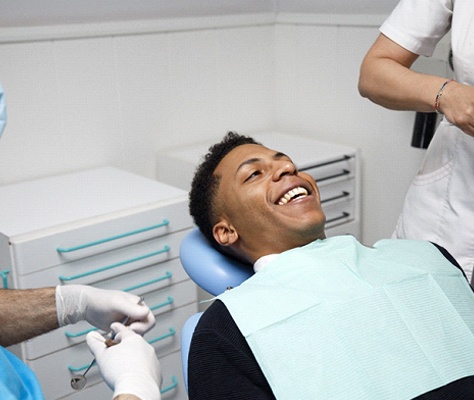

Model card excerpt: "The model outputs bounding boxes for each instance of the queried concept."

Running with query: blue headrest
[179,228,254,296]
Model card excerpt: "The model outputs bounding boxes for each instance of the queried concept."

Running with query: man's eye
[244,171,260,182]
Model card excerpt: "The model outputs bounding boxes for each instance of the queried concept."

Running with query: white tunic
[381,0,474,280]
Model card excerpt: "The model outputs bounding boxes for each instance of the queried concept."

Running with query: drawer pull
[56,219,170,253]
[148,327,176,344]
[316,169,350,183]
[0,270,9,289]
[300,155,352,170]
[326,212,350,224]
[63,297,174,338]
[68,362,95,373]
[63,296,174,338]
[65,326,97,338]
[160,376,178,394]
[67,329,177,372]
[150,296,174,312]
[58,245,171,281]
[321,191,350,204]
[64,292,173,339]
[123,271,173,292]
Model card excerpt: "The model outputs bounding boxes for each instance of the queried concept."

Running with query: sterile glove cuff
[113,374,161,400]
[55,285,84,327]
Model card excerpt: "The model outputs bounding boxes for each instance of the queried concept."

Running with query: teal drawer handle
[68,362,94,373]
[63,295,173,338]
[0,270,10,289]
[57,219,169,253]
[123,271,172,292]
[65,326,98,338]
[68,329,176,372]
[58,245,170,281]
[150,296,174,312]
[160,376,178,394]
[63,297,174,338]
[148,327,176,344]
[64,286,173,338]
[67,328,177,374]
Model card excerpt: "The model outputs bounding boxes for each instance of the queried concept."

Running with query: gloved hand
[56,285,155,334]
[86,323,162,400]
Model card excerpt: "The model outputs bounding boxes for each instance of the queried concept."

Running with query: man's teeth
[278,187,308,205]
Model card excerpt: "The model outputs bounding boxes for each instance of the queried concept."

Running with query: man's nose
[273,161,297,181]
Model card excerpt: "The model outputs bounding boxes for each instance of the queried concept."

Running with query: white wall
[0,21,275,185]
[273,20,428,245]
[0,13,448,245]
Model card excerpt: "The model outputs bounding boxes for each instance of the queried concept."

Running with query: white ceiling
[0,0,399,28]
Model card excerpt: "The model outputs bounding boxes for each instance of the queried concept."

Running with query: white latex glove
[87,323,162,400]
[56,285,155,334]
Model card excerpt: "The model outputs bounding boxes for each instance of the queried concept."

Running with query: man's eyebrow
[236,151,290,173]
[274,152,289,160]
[236,157,261,173]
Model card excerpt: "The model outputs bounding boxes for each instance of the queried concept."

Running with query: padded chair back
[179,228,253,296]
[179,228,254,391]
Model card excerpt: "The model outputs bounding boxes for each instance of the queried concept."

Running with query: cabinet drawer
[24,279,197,359]
[300,155,356,183]
[60,351,187,400]
[17,230,189,288]
[29,303,197,399]
[319,178,355,206]
[60,380,113,399]
[159,350,188,400]
[324,199,355,228]
[11,200,192,275]
[92,256,189,294]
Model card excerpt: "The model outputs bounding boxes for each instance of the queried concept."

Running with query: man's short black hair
[189,132,260,249]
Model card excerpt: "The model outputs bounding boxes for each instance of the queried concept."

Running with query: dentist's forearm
[0,287,59,346]
[358,33,446,113]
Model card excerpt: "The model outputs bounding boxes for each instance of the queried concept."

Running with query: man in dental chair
[187,131,474,400]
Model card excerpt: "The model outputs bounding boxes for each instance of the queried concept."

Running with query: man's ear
[213,220,238,247]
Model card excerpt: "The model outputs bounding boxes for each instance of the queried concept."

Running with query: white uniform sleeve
[380,0,453,57]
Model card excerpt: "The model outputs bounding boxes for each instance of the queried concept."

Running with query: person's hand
[56,285,155,334]
[439,81,474,137]
[87,323,162,400]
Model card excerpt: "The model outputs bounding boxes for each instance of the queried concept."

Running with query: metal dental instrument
[70,297,145,391]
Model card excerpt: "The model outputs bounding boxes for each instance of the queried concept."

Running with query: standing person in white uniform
[358,0,474,281]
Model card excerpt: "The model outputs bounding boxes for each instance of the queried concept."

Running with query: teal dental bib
[218,236,474,400]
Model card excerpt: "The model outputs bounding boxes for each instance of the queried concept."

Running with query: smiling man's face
[212,143,326,263]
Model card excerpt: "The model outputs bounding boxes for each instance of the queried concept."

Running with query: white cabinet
[0,167,196,399]
[157,131,361,239]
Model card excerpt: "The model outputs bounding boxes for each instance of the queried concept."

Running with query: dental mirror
[70,359,95,391]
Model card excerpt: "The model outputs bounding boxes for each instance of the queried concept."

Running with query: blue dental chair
[179,228,254,391]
